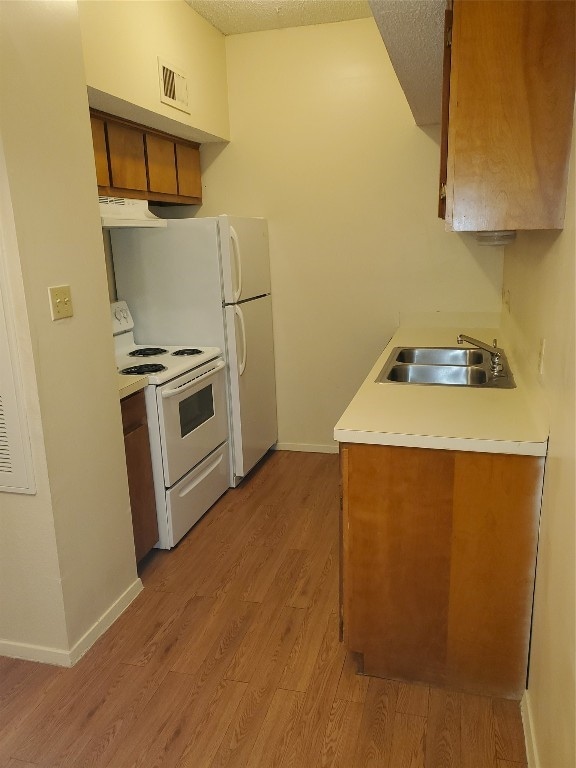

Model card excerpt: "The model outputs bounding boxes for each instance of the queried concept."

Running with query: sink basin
[386,364,488,386]
[395,347,485,366]
[376,346,516,389]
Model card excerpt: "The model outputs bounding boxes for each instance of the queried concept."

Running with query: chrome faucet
[457,334,504,374]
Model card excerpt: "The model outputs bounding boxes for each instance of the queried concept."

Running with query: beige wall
[199,19,503,450]
[78,0,229,142]
[0,0,139,663]
[502,121,575,767]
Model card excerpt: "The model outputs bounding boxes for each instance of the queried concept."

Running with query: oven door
[156,359,228,488]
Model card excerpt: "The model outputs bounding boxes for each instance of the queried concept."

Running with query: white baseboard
[521,691,540,768]
[0,577,143,667]
[274,442,339,454]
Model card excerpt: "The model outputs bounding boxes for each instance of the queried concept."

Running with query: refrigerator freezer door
[219,216,271,303]
[225,295,277,480]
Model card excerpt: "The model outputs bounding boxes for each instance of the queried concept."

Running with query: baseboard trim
[0,577,143,667]
[521,691,540,768]
[274,442,339,454]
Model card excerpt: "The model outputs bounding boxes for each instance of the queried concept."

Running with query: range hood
[100,196,167,228]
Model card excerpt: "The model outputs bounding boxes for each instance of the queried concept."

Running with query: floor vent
[158,58,190,114]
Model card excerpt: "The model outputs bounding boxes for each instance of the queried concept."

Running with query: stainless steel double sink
[377,345,516,388]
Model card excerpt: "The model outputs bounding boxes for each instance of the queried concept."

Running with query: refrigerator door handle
[230,226,242,302]
[234,304,247,375]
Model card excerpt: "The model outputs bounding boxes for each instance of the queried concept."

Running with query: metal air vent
[158,58,191,114]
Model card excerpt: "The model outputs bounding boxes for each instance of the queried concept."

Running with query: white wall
[502,120,575,768]
[199,19,503,450]
[78,0,229,142]
[0,0,140,664]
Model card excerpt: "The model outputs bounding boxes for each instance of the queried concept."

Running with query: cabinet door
[146,133,178,195]
[446,0,575,231]
[176,143,202,200]
[90,116,110,187]
[107,121,148,192]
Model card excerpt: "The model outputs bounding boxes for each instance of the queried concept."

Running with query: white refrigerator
[111,215,278,485]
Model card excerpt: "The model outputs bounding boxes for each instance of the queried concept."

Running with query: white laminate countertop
[118,373,148,401]
[334,327,549,456]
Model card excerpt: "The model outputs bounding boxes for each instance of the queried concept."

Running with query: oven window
[179,385,214,437]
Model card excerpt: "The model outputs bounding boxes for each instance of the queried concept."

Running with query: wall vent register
[158,58,190,114]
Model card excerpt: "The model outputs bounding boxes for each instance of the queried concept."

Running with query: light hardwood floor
[0,451,527,768]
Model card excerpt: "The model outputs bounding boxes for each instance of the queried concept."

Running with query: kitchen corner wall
[502,119,575,768]
[198,18,504,451]
[78,0,230,142]
[0,1,140,664]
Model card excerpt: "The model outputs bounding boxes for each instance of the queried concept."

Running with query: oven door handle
[160,360,225,399]
[177,450,225,499]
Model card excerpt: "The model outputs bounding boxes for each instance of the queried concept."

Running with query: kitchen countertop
[118,373,148,400]
[334,327,549,456]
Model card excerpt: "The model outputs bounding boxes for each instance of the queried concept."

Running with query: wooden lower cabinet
[121,391,158,562]
[340,442,544,699]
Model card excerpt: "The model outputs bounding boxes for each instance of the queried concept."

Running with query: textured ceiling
[369,0,445,125]
[186,0,444,126]
[186,0,372,35]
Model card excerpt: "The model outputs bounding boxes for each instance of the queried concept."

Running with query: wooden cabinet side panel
[176,143,202,200]
[339,445,349,644]
[448,453,544,698]
[438,9,453,220]
[107,121,148,192]
[345,444,454,685]
[146,133,178,195]
[121,392,158,562]
[447,0,575,231]
[90,116,110,187]
[124,425,159,562]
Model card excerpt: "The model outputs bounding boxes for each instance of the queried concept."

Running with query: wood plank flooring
[0,451,527,768]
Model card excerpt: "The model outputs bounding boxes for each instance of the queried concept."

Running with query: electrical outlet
[48,285,73,320]
[538,337,546,375]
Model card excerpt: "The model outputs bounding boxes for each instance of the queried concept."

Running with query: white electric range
[112,301,230,549]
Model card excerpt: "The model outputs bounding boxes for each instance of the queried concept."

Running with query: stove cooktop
[115,343,222,385]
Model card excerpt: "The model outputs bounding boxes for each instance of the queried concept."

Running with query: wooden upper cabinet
[444,0,575,232]
[90,116,110,187]
[89,110,202,204]
[176,143,202,199]
[107,121,148,192]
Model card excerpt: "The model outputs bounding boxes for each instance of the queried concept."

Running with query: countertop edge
[333,428,548,457]
[118,374,149,400]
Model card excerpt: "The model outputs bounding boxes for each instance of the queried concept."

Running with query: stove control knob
[114,308,123,321]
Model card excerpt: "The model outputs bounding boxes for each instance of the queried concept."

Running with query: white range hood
[100,196,167,228]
